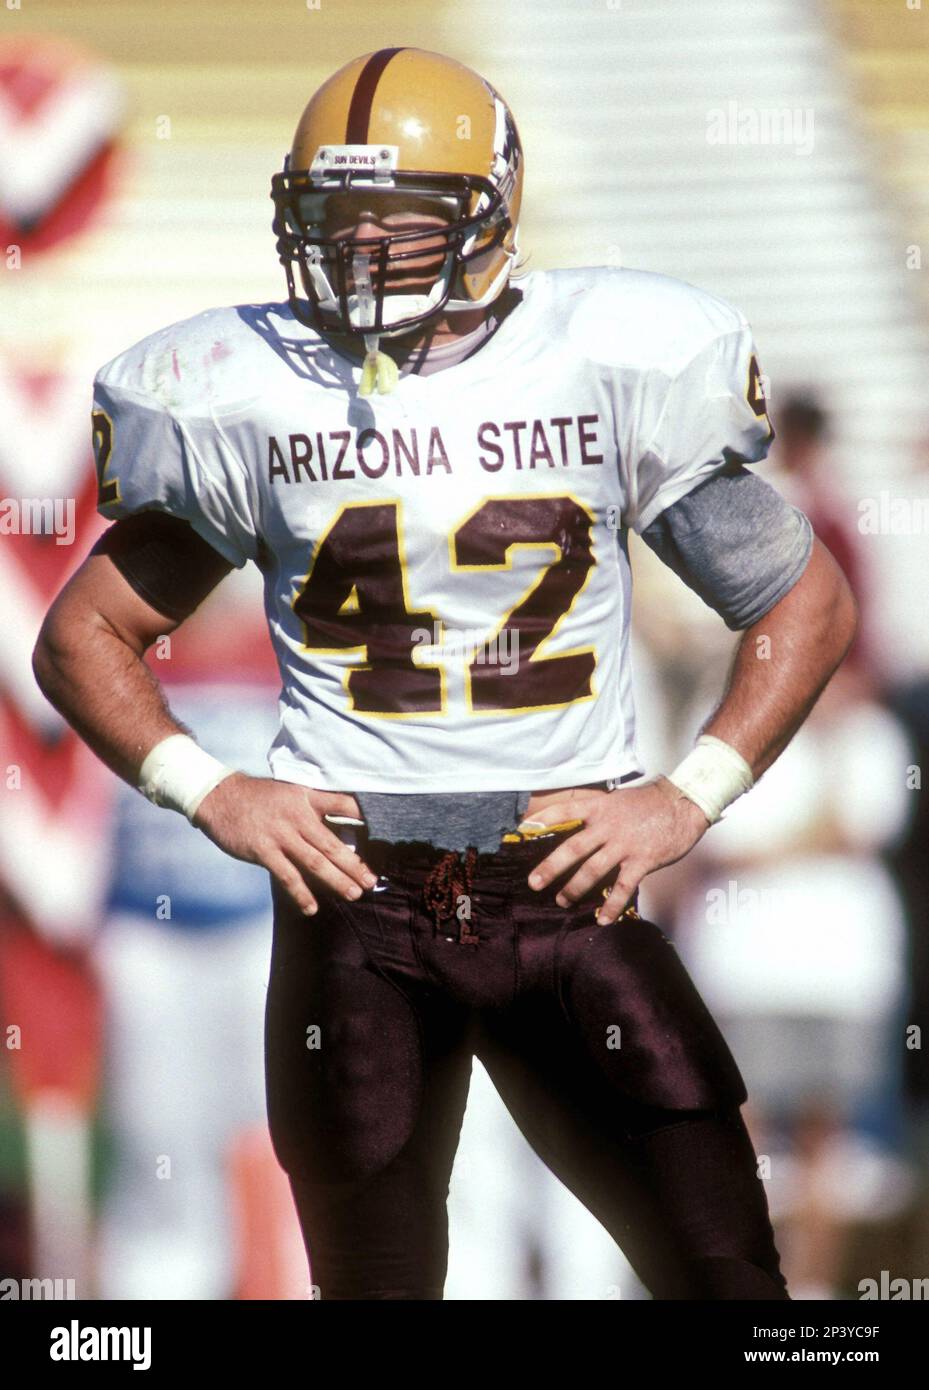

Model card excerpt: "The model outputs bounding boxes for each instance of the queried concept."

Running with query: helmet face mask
[271,163,512,338]
[269,50,524,352]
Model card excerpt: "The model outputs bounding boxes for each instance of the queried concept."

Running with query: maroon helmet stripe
[345,47,406,142]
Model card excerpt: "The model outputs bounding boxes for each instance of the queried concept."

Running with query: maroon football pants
[264,829,789,1300]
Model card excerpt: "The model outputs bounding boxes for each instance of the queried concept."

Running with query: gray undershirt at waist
[354,775,645,855]
[354,788,534,854]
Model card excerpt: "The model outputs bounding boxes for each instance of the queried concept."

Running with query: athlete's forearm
[33,585,184,786]
[701,536,858,780]
[34,554,377,910]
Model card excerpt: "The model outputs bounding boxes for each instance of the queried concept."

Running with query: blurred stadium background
[2,0,929,1299]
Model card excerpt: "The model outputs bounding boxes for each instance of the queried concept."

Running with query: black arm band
[90,512,234,622]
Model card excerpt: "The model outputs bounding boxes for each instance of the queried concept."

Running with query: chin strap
[353,253,399,396]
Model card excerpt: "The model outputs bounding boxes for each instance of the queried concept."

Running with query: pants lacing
[421,847,479,937]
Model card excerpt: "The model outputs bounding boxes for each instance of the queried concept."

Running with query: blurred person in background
[764,393,877,687]
[92,575,305,1299]
[672,659,917,1299]
[887,645,929,1278]
[0,362,114,1298]
[633,384,925,1298]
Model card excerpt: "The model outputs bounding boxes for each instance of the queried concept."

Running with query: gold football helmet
[271,47,524,389]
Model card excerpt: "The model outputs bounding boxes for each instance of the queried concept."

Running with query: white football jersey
[92,266,773,793]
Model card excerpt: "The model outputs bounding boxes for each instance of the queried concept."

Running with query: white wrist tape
[665,735,754,825]
[137,734,235,821]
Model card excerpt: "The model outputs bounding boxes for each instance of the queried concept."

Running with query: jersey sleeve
[625,321,774,535]
[91,376,258,569]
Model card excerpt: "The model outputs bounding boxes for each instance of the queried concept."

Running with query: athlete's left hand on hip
[525,778,710,924]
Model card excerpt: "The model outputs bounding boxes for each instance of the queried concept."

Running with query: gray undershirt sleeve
[639,464,814,630]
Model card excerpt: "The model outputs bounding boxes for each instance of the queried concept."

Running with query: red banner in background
[0,34,125,256]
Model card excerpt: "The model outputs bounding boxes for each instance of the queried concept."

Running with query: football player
[34,48,858,1300]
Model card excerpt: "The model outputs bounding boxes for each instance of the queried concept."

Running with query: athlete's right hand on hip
[192,774,376,915]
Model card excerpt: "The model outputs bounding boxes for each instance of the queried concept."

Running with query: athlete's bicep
[38,555,180,673]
